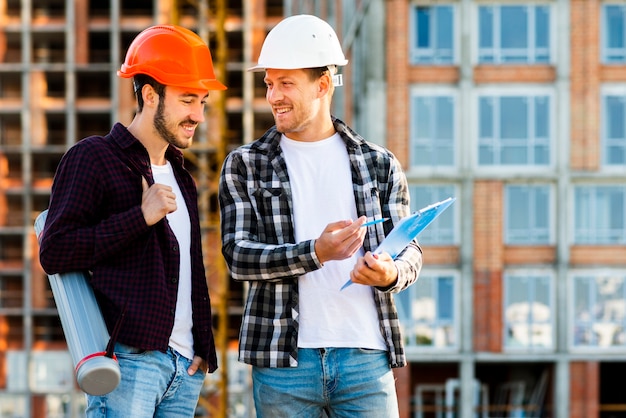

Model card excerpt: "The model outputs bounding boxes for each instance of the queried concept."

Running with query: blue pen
[361,218,389,227]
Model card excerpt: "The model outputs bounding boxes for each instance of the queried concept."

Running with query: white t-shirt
[280,133,386,350]
[152,162,194,360]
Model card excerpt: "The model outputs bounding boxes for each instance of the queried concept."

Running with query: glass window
[602,5,626,63]
[573,272,626,348]
[478,94,551,166]
[574,185,626,244]
[409,185,456,245]
[410,92,456,167]
[504,272,554,349]
[505,184,552,244]
[478,5,550,64]
[411,5,455,64]
[0,394,26,418]
[395,271,458,349]
[603,93,626,166]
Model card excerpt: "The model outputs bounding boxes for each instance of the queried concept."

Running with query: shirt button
[171,277,178,284]
[172,245,178,252]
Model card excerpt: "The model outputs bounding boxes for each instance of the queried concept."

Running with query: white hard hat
[247,14,348,72]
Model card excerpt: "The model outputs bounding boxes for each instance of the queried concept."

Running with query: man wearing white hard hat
[219,14,422,417]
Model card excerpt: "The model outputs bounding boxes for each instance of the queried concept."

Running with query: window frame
[409,183,459,246]
[472,86,556,173]
[571,184,626,245]
[503,269,556,352]
[474,3,554,65]
[601,3,626,64]
[409,2,458,65]
[504,183,555,245]
[397,269,461,353]
[408,85,459,174]
[601,84,626,169]
[570,269,626,352]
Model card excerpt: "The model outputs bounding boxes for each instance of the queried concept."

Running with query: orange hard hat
[118,25,226,91]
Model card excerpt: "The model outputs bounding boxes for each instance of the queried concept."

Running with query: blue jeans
[252,348,399,418]
[85,343,205,418]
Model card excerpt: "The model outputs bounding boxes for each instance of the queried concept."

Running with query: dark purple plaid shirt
[39,123,217,372]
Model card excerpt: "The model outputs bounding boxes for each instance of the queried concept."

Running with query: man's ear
[141,84,158,107]
[317,73,331,97]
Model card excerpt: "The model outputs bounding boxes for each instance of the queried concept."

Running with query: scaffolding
[0,0,283,416]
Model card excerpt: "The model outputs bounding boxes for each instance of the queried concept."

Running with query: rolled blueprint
[34,210,120,396]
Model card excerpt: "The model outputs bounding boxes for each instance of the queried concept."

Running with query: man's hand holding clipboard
[341,197,456,290]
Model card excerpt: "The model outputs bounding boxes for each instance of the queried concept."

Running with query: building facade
[376,1,625,417]
[1,0,626,417]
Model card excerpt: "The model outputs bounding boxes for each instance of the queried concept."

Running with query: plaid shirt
[219,117,422,368]
[39,123,217,372]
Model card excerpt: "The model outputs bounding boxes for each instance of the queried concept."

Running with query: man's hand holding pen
[314,217,368,264]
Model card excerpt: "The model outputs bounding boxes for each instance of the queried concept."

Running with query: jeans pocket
[114,342,146,358]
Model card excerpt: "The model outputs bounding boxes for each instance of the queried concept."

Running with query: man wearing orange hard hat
[39,25,225,417]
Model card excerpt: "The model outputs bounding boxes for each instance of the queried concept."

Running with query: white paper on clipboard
[341,197,456,290]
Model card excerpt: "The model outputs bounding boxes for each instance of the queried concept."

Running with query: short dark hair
[133,74,166,112]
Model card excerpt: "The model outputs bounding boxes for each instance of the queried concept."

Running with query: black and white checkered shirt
[219,117,422,368]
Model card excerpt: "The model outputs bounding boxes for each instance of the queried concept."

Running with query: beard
[153,99,195,149]
[273,110,301,134]
[272,100,317,136]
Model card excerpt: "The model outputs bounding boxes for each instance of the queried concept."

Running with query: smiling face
[263,68,332,142]
[153,85,209,149]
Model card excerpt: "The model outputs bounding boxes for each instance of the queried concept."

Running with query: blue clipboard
[341,197,456,290]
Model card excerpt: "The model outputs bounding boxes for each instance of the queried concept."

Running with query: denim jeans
[85,342,205,418]
[252,347,399,418]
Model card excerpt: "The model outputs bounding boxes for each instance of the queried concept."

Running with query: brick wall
[474,65,556,84]
[570,362,599,418]
[570,0,600,171]
[407,66,459,84]
[570,246,626,265]
[473,181,504,352]
[386,0,409,167]
[503,246,556,265]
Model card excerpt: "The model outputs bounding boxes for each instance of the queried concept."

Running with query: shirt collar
[109,122,185,168]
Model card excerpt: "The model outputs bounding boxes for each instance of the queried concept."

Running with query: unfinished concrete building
[0,0,281,416]
[2,1,626,418]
